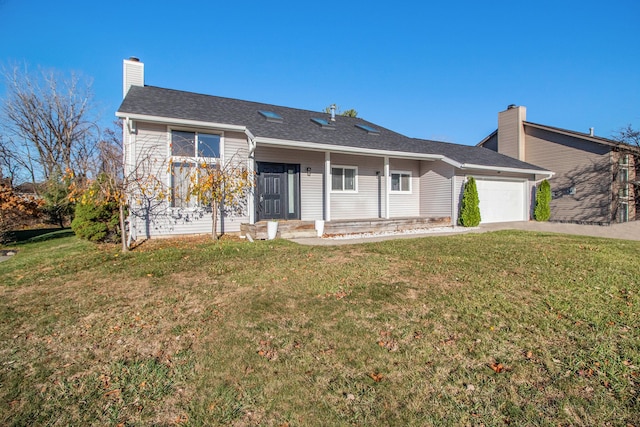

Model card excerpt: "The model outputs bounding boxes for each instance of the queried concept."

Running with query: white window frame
[619,166,629,184]
[620,202,629,222]
[331,165,358,193]
[168,127,224,208]
[390,170,412,193]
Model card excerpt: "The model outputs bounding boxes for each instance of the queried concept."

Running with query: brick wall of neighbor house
[612,150,638,222]
[525,126,612,223]
[329,153,386,220]
[388,158,421,217]
[420,161,454,218]
[254,146,325,221]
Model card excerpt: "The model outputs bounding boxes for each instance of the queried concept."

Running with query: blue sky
[0,0,638,145]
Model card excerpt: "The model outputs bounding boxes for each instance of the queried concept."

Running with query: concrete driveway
[290,220,640,246]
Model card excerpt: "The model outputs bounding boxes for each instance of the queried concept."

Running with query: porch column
[248,156,255,224]
[324,151,331,221]
[384,156,390,219]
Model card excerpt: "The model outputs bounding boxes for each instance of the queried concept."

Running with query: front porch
[240,216,452,240]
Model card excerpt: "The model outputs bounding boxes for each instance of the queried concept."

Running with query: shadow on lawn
[7,228,74,245]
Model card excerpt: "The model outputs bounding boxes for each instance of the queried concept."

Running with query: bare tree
[614,125,640,148]
[69,121,171,252]
[0,64,100,187]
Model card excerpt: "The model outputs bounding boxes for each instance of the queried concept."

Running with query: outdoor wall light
[376,171,380,176]
[306,167,311,176]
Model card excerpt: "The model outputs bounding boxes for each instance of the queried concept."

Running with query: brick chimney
[123,57,144,98]
[497,105,526,161]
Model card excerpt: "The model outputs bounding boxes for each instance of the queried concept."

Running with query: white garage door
[474,178,527,223]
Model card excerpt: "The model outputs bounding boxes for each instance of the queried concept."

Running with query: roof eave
[115,112,247,133]
[460,162,554,178]
[476,130,498,147]
[254,136,444,161]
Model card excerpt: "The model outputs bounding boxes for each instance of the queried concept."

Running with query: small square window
[331,166,357,192]
[391,171,411,192]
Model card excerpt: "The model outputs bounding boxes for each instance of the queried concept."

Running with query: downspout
[245,129,257,224]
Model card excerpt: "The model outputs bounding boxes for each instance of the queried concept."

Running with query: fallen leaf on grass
[490,362,505,373]
[104,388,121,397]
[369,372,383,382]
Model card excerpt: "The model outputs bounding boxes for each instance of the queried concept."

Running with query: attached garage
[474,178,527,223]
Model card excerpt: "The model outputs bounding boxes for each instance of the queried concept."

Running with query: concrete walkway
[289,220,640,246]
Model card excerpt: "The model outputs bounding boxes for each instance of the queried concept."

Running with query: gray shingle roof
[118,85,549,172]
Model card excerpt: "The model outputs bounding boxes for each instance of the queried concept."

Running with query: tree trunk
[119,203,128,253]
[211,201,218,240]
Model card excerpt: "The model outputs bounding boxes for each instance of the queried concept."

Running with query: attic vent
[258,110,283,123]
[311,117,335,129]
[355,124,380,135]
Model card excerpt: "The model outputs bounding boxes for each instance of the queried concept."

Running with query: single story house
[116,58,553,239]
[478,105,639,224]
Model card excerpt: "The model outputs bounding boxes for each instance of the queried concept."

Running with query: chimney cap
[507,104,517,110]
[128,56,140,62]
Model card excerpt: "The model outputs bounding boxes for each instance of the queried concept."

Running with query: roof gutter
[115,112,247,133]
[459,162,555,178]
[254,136,444,161]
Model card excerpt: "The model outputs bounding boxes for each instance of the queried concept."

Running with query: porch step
[241,217,452,240]
[323,216,451,236]
[241,221,318,240]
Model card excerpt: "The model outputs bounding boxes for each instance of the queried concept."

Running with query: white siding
[128,123,250,239]
[388,159,421,217]
[420,160,453,218]
[330,154,384,220]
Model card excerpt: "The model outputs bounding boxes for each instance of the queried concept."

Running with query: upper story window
[619,167,629,184]
[391,171,411,193]
[171,130,220,158]
[331,166,357,192]
[170,130,221,207]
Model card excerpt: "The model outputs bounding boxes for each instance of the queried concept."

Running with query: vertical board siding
[525,127,612,223]
[330,153,384,220]
[420,161,453,217]
[255,146,325,220]
[388,159,421,217]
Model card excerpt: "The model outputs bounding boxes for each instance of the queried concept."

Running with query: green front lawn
[0,231,638,426]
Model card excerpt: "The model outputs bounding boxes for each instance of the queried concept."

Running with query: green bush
[534,179,551,221]
[71,181,121,243]
[459,177,481,227]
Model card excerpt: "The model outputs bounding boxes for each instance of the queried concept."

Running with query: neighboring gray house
[479,105,639,224]
[116,59,552,239]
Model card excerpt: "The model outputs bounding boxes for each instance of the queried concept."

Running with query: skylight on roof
[258,110,283,123]
[355,124,380,135]
[311,117,335,129]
